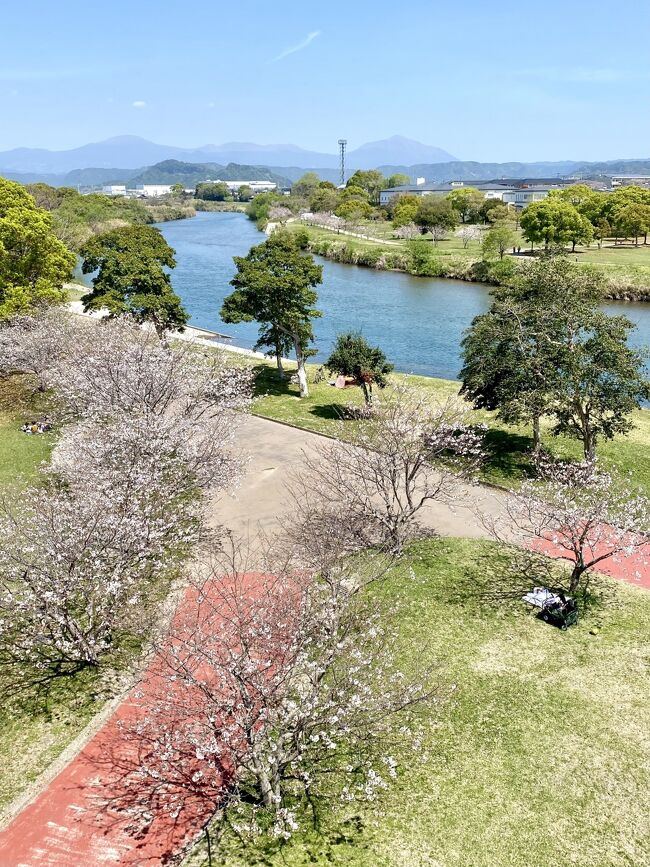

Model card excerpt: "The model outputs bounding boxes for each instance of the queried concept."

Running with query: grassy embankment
[251,363,650,498]
[0,377,108,817]
[185,536,650,867]
[284,219,650,300]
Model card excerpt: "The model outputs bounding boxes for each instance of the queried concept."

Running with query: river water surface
[156,211,650,380]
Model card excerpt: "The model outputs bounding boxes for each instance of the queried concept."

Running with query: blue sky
[3,0,650,161]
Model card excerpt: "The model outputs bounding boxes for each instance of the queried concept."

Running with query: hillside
[125,160,292,187]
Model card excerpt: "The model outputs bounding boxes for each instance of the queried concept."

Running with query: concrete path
[210,413,506,540]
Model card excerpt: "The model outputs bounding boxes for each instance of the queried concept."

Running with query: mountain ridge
[0,135,458,174]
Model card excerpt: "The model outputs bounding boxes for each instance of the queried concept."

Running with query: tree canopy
[325,332,393,404]
[80,224,188,337]
[462,255,649,459]
[195,181,232,201]
[221,230,322,396]
[520,199,593,251]
[446,187,484,223]
[0,178,75,318]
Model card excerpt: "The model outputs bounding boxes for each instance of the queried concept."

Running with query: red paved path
[0,578,241,867]
[532,535,650,590]
[1,539,649,867]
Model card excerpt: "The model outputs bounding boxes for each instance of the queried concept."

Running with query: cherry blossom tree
[498,455,650,593]
[393,223,421,240]
[0,309,87,389]
[44,317,252,423]
[104,543,439,841]
[290,384,485,553]
[268,206,293,225]
[455,226,482,248]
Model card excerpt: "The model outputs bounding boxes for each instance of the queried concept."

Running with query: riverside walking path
[1,414,648,866]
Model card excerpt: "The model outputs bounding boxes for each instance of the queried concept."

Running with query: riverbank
[281,219,650,302]
[155,211,650,380]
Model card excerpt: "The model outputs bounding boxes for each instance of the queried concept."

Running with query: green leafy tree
[325,332,393,404]
[470,255,649,460]
[414,196,458,243]
[340,184,369,202]
[237,185,253,202]
[335,199,373,221]
[195,181,231,201]
[386,173,410,188]
[479,199,510,224]
[221,231,322,397]
[170,183,185,195]
[392,194,420,228]
[25,183,77,212]
[446,187,484,223]
[551,311,650,460]
[520,199,593,251]
[309,187,340,214]
[406,238,438,276]
[80,225,188,338]
[461,298,556,452]
[0,178,75,318]
[594,217,611,248]
[246,191,283,225]
[482,223,517,260]
[346,170,386,205]
[614,203,650,245]
[292,172,321,199]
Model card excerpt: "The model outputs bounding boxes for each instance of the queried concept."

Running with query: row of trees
[519,184,650,251]
[195,181,254,202]
[0,314,252,679]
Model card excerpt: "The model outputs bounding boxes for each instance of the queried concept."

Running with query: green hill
[125,160,291,187]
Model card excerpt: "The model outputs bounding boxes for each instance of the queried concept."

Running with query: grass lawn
[251,364,650,497]
[185,536,650,867]
[0,377,54,489]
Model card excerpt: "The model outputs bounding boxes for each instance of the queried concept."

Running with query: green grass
[186,537,650,867]
[252,363,650,496]
[0,377,54,489]
[289,220,650,294]
[0,376,106,817]
[0,670,104,816]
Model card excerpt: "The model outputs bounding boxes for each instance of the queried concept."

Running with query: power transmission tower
[338,139,347,187]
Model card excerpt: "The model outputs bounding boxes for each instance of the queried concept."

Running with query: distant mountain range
[0,134,458,176]
[2,133,650,190]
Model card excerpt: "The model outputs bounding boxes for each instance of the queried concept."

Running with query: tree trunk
[532,414,541,454]
[293,334,309,398]
[572,240,577,252]
[275,348,284,379]
[361,381,371,405]
[569,560,585,594]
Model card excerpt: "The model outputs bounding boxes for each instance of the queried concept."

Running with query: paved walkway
[1,414,647,866]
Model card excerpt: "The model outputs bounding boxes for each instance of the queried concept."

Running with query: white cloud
[272,30,320,63]
[132,100,147,108]
[207,101,216,108]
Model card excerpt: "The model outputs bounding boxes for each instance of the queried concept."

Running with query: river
[155,211,650,380]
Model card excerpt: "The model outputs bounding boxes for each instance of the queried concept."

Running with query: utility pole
[338,139,347,187]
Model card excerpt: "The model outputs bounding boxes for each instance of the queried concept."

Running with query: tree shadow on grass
[308,403,349,421]
[252,364,297,399]
[482,428,536,483]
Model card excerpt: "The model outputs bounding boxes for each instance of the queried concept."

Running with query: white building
[203,179,277,194]
[133,184,173,198]
[378,180,515,207]
[101,184,127,196]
